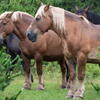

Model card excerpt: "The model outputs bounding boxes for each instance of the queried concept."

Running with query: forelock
[35,5,46,18]
[0,11,13,19]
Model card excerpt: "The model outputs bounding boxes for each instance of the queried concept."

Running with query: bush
[0,47,22,100]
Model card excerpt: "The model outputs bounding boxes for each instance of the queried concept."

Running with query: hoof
[73,96,83,99]
[23,83,31,90]
[37,87,44,90]
[61,85,66,89]
[21,87,31,90]
[65,95,73,99]
[66,82,71,89]
[23,86,31,90]
[37,85,44,90]
[66,85,70,89]
[73,89,84,99]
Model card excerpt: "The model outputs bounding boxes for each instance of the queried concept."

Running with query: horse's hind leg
[35,55,44,90]
[73,52,87,99]
[21,54,32,90]
[59,60,66,88]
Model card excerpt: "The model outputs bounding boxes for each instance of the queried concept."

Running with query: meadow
[0,61,100,100]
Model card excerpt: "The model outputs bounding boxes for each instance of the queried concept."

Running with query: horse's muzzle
[27,31,37,42]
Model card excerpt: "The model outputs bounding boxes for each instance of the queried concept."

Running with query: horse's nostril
[27,31,37,42]
[27,33,32,39]
[27,34,30,37]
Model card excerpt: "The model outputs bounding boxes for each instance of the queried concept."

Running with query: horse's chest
[20,43,34,58]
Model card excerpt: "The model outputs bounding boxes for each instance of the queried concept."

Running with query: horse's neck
[13,23,27,41]
[13,23,41,50]
[15,20,29,32]
[22,15,33,25]
[14,14,33,32]
[12,14,33,41]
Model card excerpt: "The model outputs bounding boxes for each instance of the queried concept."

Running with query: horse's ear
[44,4,50,12]
[75,6,79,10]
[6,12,14,18]
[41,2,44,6]
[84,7,89,12]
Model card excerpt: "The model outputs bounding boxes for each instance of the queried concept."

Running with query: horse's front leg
[59,60,66,88]
[65,58,77,98]
[21,53,32,89]
[73,52,87,99]
[35,54,44,90]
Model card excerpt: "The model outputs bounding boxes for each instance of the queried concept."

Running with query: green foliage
[91,82,100,94]
[0,47,22,100]
[0,0,100,15]
[86,64,100,79]
[5,90,22,100]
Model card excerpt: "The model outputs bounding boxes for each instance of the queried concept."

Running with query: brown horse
[0,11,35,88]
[30,4,100,99]
[0,11,67,90]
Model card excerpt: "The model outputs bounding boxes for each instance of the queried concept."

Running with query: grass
[0,64,100,100]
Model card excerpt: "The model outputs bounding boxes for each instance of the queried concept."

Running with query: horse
[0,11,35,86]
[27,17,100,89]
[28,4,100,99]
[3,11,35,57]
[76,7,100,24]
[0,11,69,90]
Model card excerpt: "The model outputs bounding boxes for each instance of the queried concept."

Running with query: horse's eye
[2,21,7,25]
[3,22,7,25]
[36,17,41,21]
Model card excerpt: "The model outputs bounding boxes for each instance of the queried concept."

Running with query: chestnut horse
[0,11,34,64]
[0,12,68,90]
[27,17,100,89]
[30,4,100,99]
[0,11,35,87]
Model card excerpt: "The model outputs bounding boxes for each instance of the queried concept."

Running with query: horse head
[26,12,50,42]
[76,6,89,18]
[0,12,14,44]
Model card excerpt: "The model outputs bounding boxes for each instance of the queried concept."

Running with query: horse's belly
[87,48,100,63]
[43,55,64,61]
[45,50,62,57]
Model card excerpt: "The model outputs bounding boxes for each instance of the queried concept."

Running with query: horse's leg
[59,60,66,88]
[21,60,33,83]
[65,58,77,98]
[21,54,32,89]
[66,60,76,89]
[73,52,87,99]
[35,55,44,90]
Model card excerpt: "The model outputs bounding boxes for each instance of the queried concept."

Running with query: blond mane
[35,5,65,36]
[12,11,34,22]
[0,11,34,22]
[0,11,12,19]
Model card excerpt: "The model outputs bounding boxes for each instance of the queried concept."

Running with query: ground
[0,63,100,100]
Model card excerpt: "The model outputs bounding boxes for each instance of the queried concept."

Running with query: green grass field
[0,63,100,100]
